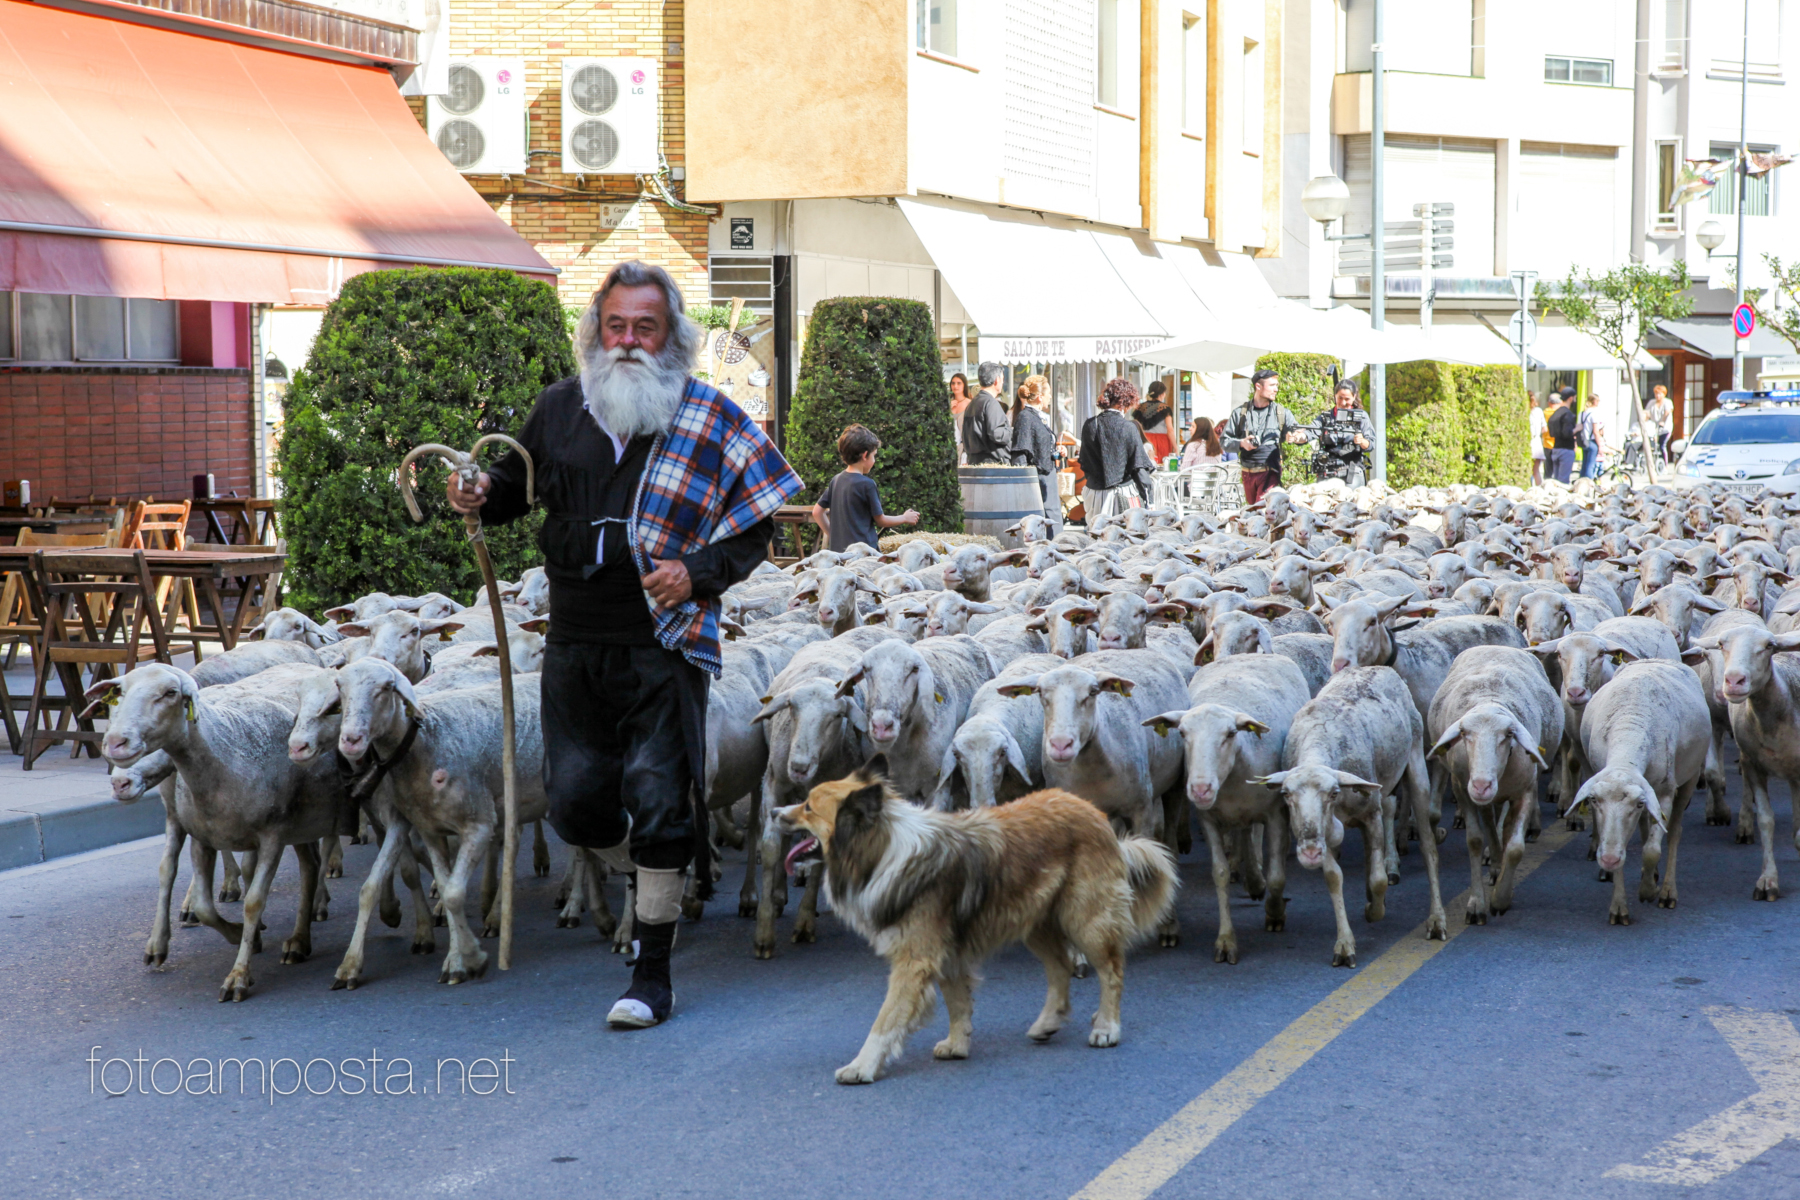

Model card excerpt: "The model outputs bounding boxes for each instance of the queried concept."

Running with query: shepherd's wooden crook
[397,435,534,970]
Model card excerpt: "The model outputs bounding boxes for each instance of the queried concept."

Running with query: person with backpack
[1545,389,1577,484]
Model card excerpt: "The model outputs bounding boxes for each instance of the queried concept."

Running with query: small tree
[1537,262,1694,484]
[276,267,574,615]
[786,297,961,535]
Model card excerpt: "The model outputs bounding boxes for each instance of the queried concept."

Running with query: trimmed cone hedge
[276,267,574,615]
[1452,364,1532,489]
[786,297,962,535]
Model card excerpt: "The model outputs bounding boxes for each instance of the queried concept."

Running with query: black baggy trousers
[540,642,707,873]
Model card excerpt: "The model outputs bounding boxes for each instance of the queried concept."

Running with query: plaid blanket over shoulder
[626,379,803,674]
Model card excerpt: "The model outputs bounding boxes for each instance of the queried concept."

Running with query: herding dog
[775,756,1177,1084]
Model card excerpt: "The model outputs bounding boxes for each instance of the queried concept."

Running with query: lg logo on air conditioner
[495,68,512,94]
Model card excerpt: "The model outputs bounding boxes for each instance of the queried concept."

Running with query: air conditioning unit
[427,58,527,174]
[560,58,660,175]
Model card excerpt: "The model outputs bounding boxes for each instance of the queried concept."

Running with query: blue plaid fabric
[626,379,803,674]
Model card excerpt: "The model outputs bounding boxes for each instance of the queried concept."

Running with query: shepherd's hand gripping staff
[397,435,534,971]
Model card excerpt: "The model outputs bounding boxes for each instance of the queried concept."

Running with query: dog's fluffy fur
[776,757,1177,1084]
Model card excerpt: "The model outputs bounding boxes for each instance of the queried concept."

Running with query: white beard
[580,344,688,439]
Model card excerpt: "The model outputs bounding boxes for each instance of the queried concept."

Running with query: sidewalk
[1,663,166,870]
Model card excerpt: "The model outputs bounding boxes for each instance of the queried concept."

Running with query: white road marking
[1606,1006,1800,1186]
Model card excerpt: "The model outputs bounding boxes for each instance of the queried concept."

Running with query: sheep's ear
[1235,714,1270,736]
[721,620,747,640]
[1250,771,1289,790]
[337,622,370,638]
[471,644,500,658]
[1142,711,1187,737]
[1426,721,1463,758]
[419,619,464,641]
[324,604,356,621]
[244,622,267,640]
[1247,599,1294,619]
[1528,638,1562,656]
[518,617,550,634]
[995,680,1040,699]
[989,548,1030,567]
[1194,638,1214,665]
[1094,675,1135,697]
[835,665,867,697]
[1148,602,1190,623]
[751,694,792,724]
[1679,646,1710,666]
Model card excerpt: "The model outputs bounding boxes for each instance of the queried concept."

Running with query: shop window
[1545,56,1612,85]
[2,292,180,363]
[916,0,956,58]
[1710,144,1776,216]
[1182,9,1207,134]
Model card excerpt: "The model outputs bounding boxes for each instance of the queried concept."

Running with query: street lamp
[1301,174,1351,228]
[1697,220,1726,257]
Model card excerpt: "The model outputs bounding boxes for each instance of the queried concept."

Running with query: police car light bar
[1718,389,1800,409]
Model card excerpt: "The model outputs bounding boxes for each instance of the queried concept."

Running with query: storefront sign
[730,217,754,250]
[980,335,1167,364]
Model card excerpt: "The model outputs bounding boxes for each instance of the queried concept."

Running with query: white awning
[897,197,1163,363]
[1656,317,1792,360]
[1527,326,1658,371]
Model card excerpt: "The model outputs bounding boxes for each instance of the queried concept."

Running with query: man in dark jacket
[446,261,801,1031]
[962,361,1012,464]
[1219,368,1308,503]
[1546,389,1578,483]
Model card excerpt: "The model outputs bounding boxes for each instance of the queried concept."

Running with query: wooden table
[770,504,814,566]
[0,547,286,651]
[0,515,113,534]
[190,498,280,546]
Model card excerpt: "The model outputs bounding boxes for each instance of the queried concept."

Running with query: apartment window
[1182,9,1207,133]
[1656,139,1682,226]
[0,292,179,363]
[1097,0,1120,107]
[1684,361,1708,432]
[1711,0,1780,79]
[1242,36,1264,154]
[1545,56,1613,85]
[708,256,774,317]
[1659,0,1686,71]
[916,0,956,58]
[1709,143,1775,217]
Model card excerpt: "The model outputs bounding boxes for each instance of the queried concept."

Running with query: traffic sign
[1507,312,1538,350]
[1735,303,1757,338]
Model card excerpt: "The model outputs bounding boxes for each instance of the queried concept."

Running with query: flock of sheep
[91,474,1800,1000]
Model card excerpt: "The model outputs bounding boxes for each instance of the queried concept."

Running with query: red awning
[0,1,555,303]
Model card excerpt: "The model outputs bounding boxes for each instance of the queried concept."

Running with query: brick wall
[0,368,253,504]
[411,0,711,308]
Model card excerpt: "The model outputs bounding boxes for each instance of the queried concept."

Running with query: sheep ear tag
[934,691,945,704]
[185,698,197,722]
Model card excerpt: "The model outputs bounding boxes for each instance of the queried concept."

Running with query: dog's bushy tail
[1117,836,1179,940]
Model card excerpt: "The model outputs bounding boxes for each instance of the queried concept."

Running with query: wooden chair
[20,549,172,767]
[132,501,204,660]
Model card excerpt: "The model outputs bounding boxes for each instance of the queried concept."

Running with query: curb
[0,794,167,870]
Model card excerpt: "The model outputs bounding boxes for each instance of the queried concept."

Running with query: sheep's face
[97,665,194,765]
[999,668,1131,767]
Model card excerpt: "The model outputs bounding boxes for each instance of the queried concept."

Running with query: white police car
[1670,390,1800,493]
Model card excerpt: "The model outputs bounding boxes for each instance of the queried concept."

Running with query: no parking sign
[1735,303,1756,339]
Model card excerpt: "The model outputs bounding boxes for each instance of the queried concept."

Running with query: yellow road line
[1073,823,1579,1200]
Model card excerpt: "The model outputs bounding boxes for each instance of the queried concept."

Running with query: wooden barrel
[959,464,1043,547]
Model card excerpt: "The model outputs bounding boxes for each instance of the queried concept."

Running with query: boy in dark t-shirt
[810,424,920,553]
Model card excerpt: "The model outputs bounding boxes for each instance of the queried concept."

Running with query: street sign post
[1735,303,1757,339]
[1507,312,1538,352]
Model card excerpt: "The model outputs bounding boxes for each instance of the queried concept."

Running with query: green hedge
[276,267,573,615]
[786,297,962,536]
[1453,364,1532,489]
[1368,360,1465,491]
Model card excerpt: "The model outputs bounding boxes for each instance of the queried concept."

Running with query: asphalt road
[2,762,1797,1200]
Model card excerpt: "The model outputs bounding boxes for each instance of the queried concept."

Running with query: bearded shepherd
[775,756,1177,1085]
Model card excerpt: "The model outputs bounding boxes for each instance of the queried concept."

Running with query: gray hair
[976,360,1003,388]
[574,260,702,370]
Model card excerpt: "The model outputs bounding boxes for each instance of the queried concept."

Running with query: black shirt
[1132,400,1172,432]
[818,470,884,553]
[479,377,773,645]
[962,390,1012,464]
[1076,409,1156,494]
[1547,406,1577,451]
